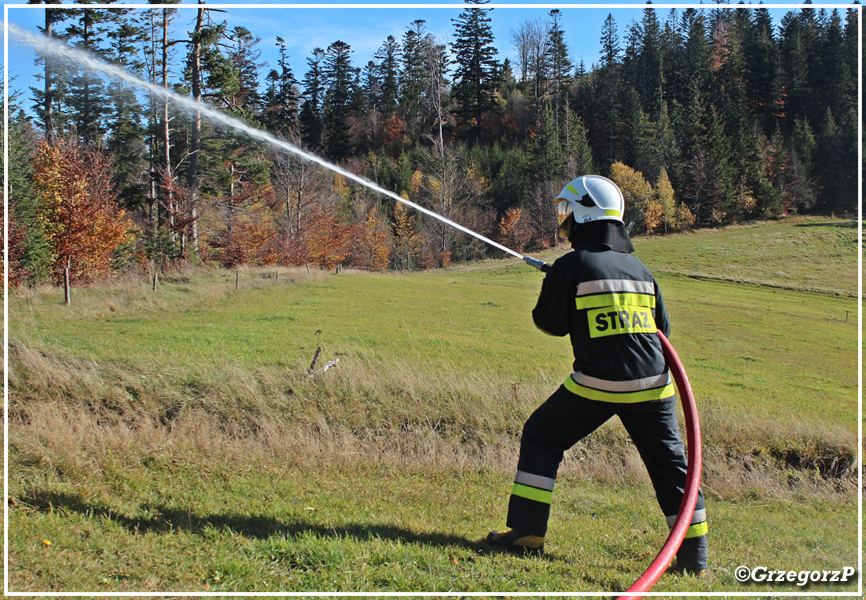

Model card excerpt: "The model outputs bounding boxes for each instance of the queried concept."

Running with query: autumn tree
[498,207,532,254]
[391,202,423,270]
[32,136,133,284]
[355,208,393,270]
[609,161,654,233]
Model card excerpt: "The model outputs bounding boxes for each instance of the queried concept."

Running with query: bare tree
[510,18,547,120]
[269,133,331,253]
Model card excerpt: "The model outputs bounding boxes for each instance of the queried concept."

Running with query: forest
[5,1,861,285]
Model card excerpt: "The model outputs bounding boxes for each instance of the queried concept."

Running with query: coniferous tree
[105,10,148,211]
[740,7,779,135]
[64,2,118,141]
[29,0,72,141]
[6,96,51,283]
[545,9,572,126]
[374,35,401,116]
[225,26,264,115]
[399,20,430,132]
[778,10,814,131]
[300,48,326,151]
[450,0,499,140]
[322,40,355,162]
[596,13,623,163]
[262,36,300,136]
[636,7,664,118]
[788,117,818,211]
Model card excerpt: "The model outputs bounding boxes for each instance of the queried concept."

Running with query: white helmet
[555,175,625,239]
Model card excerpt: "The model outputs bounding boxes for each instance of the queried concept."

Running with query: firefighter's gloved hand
[523,256,551,273]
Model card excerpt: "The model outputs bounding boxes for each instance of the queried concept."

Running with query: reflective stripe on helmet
[555,175,625,227]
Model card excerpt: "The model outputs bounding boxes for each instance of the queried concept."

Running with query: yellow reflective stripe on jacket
[684,521,709,539]
[564,375,675,403]
[575,292,656,311]
[511,483,553,504]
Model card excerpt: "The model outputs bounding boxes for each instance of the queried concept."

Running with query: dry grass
[8,340,855,505]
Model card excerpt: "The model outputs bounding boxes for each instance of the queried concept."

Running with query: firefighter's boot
[673,534,708,576]
[486,530,544,556]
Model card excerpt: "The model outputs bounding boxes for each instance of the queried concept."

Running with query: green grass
[10,453,857,594]
[7,216,860,593]
[635,216,859,297]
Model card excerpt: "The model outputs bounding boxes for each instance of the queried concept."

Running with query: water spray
[6,22,550,272]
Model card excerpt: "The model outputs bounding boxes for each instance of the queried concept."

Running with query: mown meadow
[6,216,859,594]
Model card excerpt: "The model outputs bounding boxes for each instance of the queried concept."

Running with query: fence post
[152,271,158,292]
[64,267,71,305]
[236,270,240,289]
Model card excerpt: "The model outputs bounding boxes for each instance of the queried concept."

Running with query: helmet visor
[556,200,573,239]
[556,200,572,225]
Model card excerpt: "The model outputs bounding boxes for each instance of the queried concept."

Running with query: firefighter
[487,175,708,575]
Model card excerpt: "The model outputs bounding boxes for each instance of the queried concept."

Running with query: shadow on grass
[17,489,517,558]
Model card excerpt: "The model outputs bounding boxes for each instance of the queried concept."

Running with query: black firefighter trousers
[506,384,707,560]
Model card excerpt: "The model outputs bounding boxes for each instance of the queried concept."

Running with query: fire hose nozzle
[522,256,551,273]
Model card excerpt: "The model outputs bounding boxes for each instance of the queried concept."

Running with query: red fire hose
[616,331,703,600]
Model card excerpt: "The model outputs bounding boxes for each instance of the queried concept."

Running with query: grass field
[6,215,860,594]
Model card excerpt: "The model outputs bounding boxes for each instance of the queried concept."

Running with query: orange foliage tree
[4,200,28,286]
[497,207,532,254]
[355,208,392,270]
[391,202,422,270]
[32,137,133,284]
[302,207,355,270]
[208,178,277,267]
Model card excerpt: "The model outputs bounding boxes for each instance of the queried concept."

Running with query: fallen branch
[308,357,339,379]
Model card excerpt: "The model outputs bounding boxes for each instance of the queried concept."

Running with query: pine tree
[740,7,778,134]
[64,1,118,141]
[564,108,594,177]
[5,94,51,283]
[597,13,623,163]
[322,40,355,162]
[374,35,400,115]
[545,9,571,127]
[637,7,664,118]
[788,117,818,211]
[262,36,300,136]
[28,0,72,141]
[778,10,815,130]
[300,47,326,151]
[225,26,264,114]
[450,0,499,139]
[105,10,148,211]
[399,20,429,130]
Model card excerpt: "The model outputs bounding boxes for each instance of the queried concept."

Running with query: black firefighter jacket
[532,242,675,404]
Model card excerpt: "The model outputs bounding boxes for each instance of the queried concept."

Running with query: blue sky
[4,1,850,116]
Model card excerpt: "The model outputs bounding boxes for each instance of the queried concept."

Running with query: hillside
[7,216,859,593]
